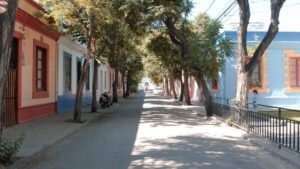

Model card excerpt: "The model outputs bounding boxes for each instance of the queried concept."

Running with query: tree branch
[236,0,250,68]
[164,16,189,58]
[245,0,285,72]
[164,17,182,47]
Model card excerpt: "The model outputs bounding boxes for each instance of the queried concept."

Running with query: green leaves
[188,14,233,79]
[0,134,24,164]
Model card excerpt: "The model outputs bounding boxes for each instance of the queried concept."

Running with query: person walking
[252,89,258,109]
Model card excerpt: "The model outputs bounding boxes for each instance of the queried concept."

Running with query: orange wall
[18,0,49,24]
[15,22,57,108]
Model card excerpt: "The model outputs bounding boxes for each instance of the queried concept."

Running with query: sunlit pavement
[128,93,296,169]
[25,92,297,169]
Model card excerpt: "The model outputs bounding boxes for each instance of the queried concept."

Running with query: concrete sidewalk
[184,101,300,168]
[3,101,121,168]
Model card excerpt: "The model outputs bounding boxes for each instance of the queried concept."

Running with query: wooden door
[4,38,18,126]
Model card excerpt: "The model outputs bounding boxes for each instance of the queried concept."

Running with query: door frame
[13,31,23,122]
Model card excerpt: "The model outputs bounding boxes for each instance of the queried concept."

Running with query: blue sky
[190,0,300,31]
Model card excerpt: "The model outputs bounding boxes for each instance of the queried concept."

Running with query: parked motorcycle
[99,92,113,108]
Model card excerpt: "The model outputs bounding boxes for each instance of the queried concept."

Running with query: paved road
[26,92,297,169]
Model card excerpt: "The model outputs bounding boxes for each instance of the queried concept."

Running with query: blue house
[211,31,300,109]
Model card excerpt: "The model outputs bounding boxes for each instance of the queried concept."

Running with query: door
[77,59,82,85]
[4,38,19,126]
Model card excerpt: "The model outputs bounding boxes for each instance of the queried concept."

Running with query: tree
[145,32,182,98]
[235,0,286,107]
[189,14,233,116]
[123,0,194,105]
[0,0,18,136]
[39,0,105,122]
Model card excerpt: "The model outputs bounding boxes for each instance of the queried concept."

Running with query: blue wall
[57,93,92,113]
[212,31,300,109]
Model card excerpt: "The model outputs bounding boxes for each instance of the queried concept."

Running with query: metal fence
[212,99,300,153]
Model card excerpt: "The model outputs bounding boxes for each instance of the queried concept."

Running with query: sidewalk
[184,101,300,168]
[3,101,121,169]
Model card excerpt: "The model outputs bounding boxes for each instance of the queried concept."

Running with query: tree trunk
[113,68,118,103]
[0,0,18,137]
[125,70,131,97]
[195,74,213,117]
[170,76,177,99]
[122,71,126,98]
[183,69,191,105]
[179,78,184,101]
[236,59,249,107]
[74,59,89,122]
[164,76,170,95]
[74,14,95,121]
[235,0,285,107]
[91,60,98,112]
[166,77,170,95]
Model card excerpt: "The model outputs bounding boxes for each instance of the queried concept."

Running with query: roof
[225,31,300,42]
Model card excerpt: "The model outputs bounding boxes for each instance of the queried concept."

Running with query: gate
[4,38,18,126]
[4,69,18,126]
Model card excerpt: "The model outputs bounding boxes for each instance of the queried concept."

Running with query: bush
[0,134,24,164]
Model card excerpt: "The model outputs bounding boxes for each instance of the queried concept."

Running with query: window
[247,54,269,93]
[289,58,300,87]
[33,39,49,98]
[249,62,262,88]
[36,47,47,91]
[86,65,90,91]
[104,71,107,89]
[100,70,103,90]
[211,79,218,91]
[284,50,300,92]
[110,73,112,87]
[63,52,72,92]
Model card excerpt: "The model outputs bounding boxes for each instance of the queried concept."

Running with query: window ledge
[249,87,270,93]
[33,91,49,99]
[285,88,300,93]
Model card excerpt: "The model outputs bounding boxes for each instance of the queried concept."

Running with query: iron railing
[212,98,300,153]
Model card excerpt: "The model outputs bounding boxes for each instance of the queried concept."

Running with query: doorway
[4,37,19,126]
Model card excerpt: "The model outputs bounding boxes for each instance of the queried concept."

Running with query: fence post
[278,108,282,149]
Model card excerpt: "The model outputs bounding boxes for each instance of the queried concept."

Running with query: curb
[245,134,300,168]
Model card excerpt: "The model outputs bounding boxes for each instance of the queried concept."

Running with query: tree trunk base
[64,119,87,123]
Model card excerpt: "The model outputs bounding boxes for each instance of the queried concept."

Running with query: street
[24,92,297,169]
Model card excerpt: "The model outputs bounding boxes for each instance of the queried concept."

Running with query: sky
[190,0,300,32]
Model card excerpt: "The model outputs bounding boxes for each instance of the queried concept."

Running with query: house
[3,0,60,126]
[97,61,113,98]
[57,36,89,112]
[210,31,300,109]
[57,36,116,112]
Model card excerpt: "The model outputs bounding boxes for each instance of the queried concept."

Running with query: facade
[97,62,111,96]
[57,37,115,112]
[4,0,60,125]
[211,31,300,109]
[57,36,90,112]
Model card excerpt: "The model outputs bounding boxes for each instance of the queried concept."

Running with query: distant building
[141,76,155,90]
[209,31,300,109]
